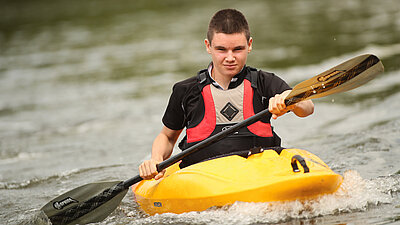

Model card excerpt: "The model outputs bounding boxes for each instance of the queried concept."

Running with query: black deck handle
[291,155,310,173]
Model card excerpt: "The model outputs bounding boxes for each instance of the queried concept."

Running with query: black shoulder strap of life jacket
[197,69,211,91]
[179,69,209,128]
[247,67,268,106]
[198,69,207,84]
[248,67,258,88]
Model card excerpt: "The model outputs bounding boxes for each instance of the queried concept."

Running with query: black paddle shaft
[123,108,273,187]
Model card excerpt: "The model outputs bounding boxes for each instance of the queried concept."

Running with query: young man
[139,9,314,180]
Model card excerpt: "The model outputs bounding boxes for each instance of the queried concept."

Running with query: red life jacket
[186,79,273,143]
[179,68,281,168]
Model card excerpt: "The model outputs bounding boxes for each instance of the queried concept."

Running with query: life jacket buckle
[248,147,264,156]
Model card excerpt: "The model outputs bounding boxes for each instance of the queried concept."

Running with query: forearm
[151,134,174,162]
[151,126,182,162]
[292,99,314,117]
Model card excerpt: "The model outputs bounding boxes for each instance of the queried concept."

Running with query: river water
[1,0,400,224]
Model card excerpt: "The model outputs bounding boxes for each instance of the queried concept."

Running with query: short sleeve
[258,70,291,98]
[162,83,186,130]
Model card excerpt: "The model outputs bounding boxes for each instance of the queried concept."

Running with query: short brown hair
[207,9,250,44]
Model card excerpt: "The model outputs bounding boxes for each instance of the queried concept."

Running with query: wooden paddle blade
[285,54,384,106]
[41,181,128,225]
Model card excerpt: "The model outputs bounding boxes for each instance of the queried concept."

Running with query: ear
[205,39,212,54]
[248,37,253,53]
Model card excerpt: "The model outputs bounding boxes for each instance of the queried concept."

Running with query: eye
[234,46,245,51]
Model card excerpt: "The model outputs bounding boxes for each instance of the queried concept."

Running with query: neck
[211,68,233,90]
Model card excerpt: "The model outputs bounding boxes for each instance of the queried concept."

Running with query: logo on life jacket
[220,102,239,121]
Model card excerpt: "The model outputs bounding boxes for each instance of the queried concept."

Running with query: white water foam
[122,170,395,225]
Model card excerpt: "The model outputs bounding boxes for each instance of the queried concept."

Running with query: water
[1,0,400,224]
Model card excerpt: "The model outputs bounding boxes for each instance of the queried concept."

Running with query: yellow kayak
[133,148,343,215]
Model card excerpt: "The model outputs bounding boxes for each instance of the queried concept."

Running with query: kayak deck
[133,148,343,215]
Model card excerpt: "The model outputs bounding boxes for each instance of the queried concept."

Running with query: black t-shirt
[162,66,291,131]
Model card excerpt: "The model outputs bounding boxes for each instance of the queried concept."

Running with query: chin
[227,69,240,76]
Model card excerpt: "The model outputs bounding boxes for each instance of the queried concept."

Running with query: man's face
[205,32,252,79]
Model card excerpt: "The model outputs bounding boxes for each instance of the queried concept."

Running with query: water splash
[119,170,396,225]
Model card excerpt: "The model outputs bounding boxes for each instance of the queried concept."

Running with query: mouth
[224,64,237,70]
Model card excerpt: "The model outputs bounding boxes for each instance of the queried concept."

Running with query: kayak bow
[133,148,343,215]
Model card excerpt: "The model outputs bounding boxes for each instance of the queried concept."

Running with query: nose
[225,51,235,62]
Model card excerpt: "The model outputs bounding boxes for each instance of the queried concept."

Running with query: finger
[270,97,284,115]
[272,109,289,120]
[269,96,278,113]
[143,161,156,179]
[143,161,150,176]
[286,104,296,111]
[139,165,144,178]
[154,170,166,180]
[276,95,286,112]
[276,102,284,112]
[148,161,159,177]
[139,163,152,180]
[151,160,160,175]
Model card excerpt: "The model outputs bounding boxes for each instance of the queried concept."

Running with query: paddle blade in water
[285,54,384,106]
[41,181,128,225]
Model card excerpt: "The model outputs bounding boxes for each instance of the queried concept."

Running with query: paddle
[41,54,383,225]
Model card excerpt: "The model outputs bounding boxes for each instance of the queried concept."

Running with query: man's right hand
[138,126,182,180]
[138,159,166,180]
